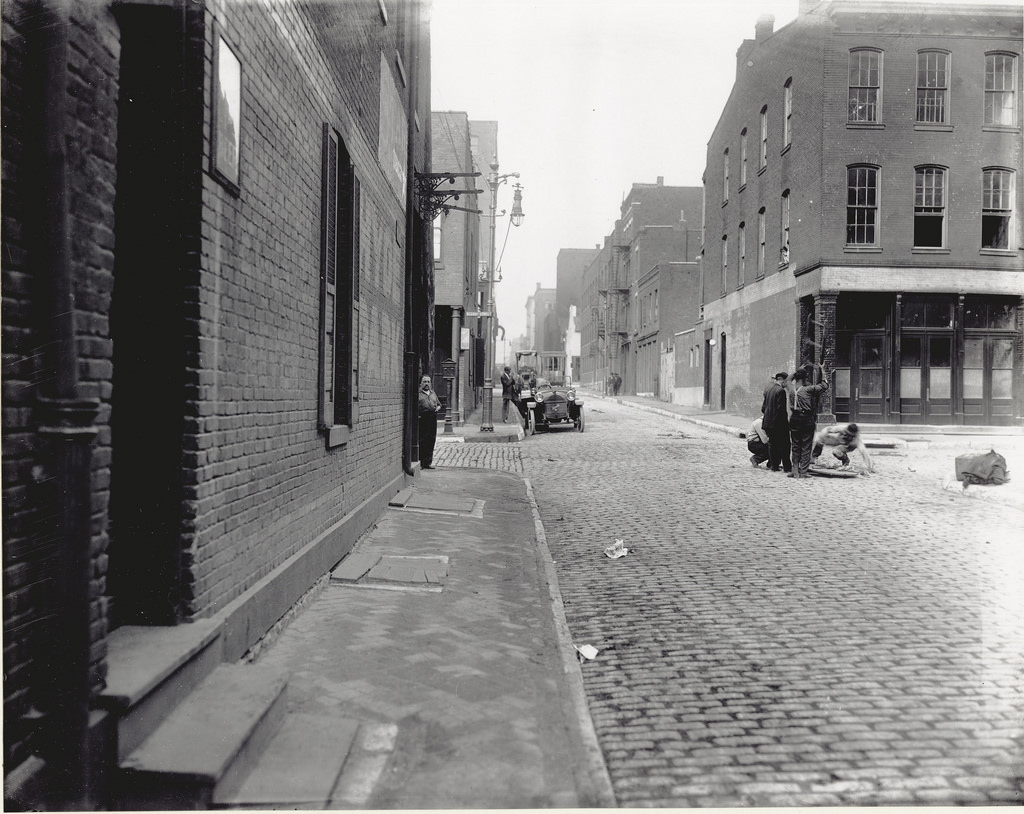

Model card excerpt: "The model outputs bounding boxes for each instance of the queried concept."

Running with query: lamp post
[480,159,524,430]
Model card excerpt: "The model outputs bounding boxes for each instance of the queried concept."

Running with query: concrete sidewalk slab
[246,467,615,809]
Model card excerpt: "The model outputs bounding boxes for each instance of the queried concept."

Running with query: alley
[437,400,1023,806]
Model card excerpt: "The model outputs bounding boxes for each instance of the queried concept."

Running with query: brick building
[556,248,600,386]
[701,0,1024,425]
[579,179,702,394]
[429,111,485,422]
[2,0,433,806]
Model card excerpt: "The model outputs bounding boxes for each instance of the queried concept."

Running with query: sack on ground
[954,450,1009,486]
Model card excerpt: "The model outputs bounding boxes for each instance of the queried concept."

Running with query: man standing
[500,366,516,422]
[417,375,442,469]
[760,371,792,473]
[788,364,830,478]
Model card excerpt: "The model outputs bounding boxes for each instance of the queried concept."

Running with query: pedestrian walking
[417,374,442,469]
[813,422,875,472]
[612,372,621,396]
[788,364,829,478]
[747,416,770,467]
[760,371,792,473]
[500,366,516,422]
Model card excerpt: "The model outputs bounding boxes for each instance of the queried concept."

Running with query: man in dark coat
[500,366,516,422]
[761,371,792,473]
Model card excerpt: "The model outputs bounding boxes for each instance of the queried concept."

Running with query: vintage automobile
[518,376,585,435]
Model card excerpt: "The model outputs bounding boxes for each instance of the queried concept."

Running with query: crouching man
[813,422,874,472]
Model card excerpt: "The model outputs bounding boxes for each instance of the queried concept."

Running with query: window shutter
[319,124,338,428]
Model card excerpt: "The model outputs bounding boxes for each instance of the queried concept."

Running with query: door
[719,333,727,410]
[703,339,712,405]
[899,333,952,423]
[841,334,887,421]
[963,335,1015,425]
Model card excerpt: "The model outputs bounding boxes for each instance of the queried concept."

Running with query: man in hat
[788,363,830,478]
[760,371,792,473]
[500,365,516,422]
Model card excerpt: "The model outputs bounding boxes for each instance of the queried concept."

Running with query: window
[849,49,881,122]
[780,190,790,264]
[783,78,793,147]
[985,53,1017,126]
[319,124,360,444]
[916,51,949,123]
[982,168,1014,249]
[759,106,768,168]
[721,235,728,294]
[846,165,878,246]
[723,149,730,203]
[757,207,766,276]
[432,224,442,262]
[740,128,748,187]
[914,166,946,248]
[738,222,746,283]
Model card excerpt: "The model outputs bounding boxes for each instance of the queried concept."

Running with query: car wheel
[576,411,585,432]
[527,408,536,436]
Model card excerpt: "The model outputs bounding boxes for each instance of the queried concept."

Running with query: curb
[523,477,616,808]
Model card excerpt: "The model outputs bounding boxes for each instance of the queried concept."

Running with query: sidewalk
[239,465,615,809]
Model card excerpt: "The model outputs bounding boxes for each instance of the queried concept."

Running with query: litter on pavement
[604,539,629,559]
[575,644,599,660]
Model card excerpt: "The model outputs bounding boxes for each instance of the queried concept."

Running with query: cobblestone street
[434,401,1023,806]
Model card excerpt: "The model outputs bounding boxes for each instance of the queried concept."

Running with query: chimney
[755,14,774,41]
[656,176,664,186]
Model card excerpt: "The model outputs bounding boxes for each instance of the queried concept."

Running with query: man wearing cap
[760,371,792,473]
[788,364,830,478]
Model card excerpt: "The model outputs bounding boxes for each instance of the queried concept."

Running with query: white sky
[429,0,1017,340]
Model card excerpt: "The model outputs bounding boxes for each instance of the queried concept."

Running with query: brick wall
[185,0,420,614]
[2,0,121,767]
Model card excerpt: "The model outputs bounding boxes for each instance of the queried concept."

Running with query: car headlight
[535,392,545,402]
[567,389,576,400]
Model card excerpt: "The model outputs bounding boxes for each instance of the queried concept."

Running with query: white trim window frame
[848,49,881,123]
[982,167,1015,250]
[759,106,768,170]
[783,78,793,147]
[913,165,947,248]
[846,165,879,247]
[916,50,950,124]
[739,128,748,187]
[985,52,1017,126]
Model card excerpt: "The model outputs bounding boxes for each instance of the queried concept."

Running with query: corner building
[701,1,1023,425]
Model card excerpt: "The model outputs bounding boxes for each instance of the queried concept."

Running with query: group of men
[749,365,874,478]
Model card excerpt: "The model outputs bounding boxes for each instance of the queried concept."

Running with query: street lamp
[480,160,524,431]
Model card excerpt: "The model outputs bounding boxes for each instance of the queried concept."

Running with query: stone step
[212,713,359,808]
[99,621,223,762]
[117,663,289,810]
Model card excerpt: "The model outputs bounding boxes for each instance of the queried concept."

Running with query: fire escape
[598,238,631,372]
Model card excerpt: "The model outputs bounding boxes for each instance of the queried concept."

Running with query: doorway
[107,6,189,626]
[719,333,727,410]
[899,333,953,423]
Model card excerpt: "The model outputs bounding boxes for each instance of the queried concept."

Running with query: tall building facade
[2,0,432,806]
[580,179,703,394]
[701,1,1023,425]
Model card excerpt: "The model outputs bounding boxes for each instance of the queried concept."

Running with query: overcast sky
[428,0,1010,341]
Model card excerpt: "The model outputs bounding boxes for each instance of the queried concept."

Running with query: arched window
[757,207,766,276]
[914,166,946,248]
[985,52,1018,126]
[848,49,881,123]
[917,51,950,123]
[739,128,748,187]
[759,106,768,168]
[783,78,793,146]
[846,165,879,246]
[723,148,730,203]
[780,190,791,265]
[982,167,1015,249]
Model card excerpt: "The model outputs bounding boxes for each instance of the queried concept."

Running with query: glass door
[964,335,1015,425]
[848,334,887,420]
[899,333,952,423]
